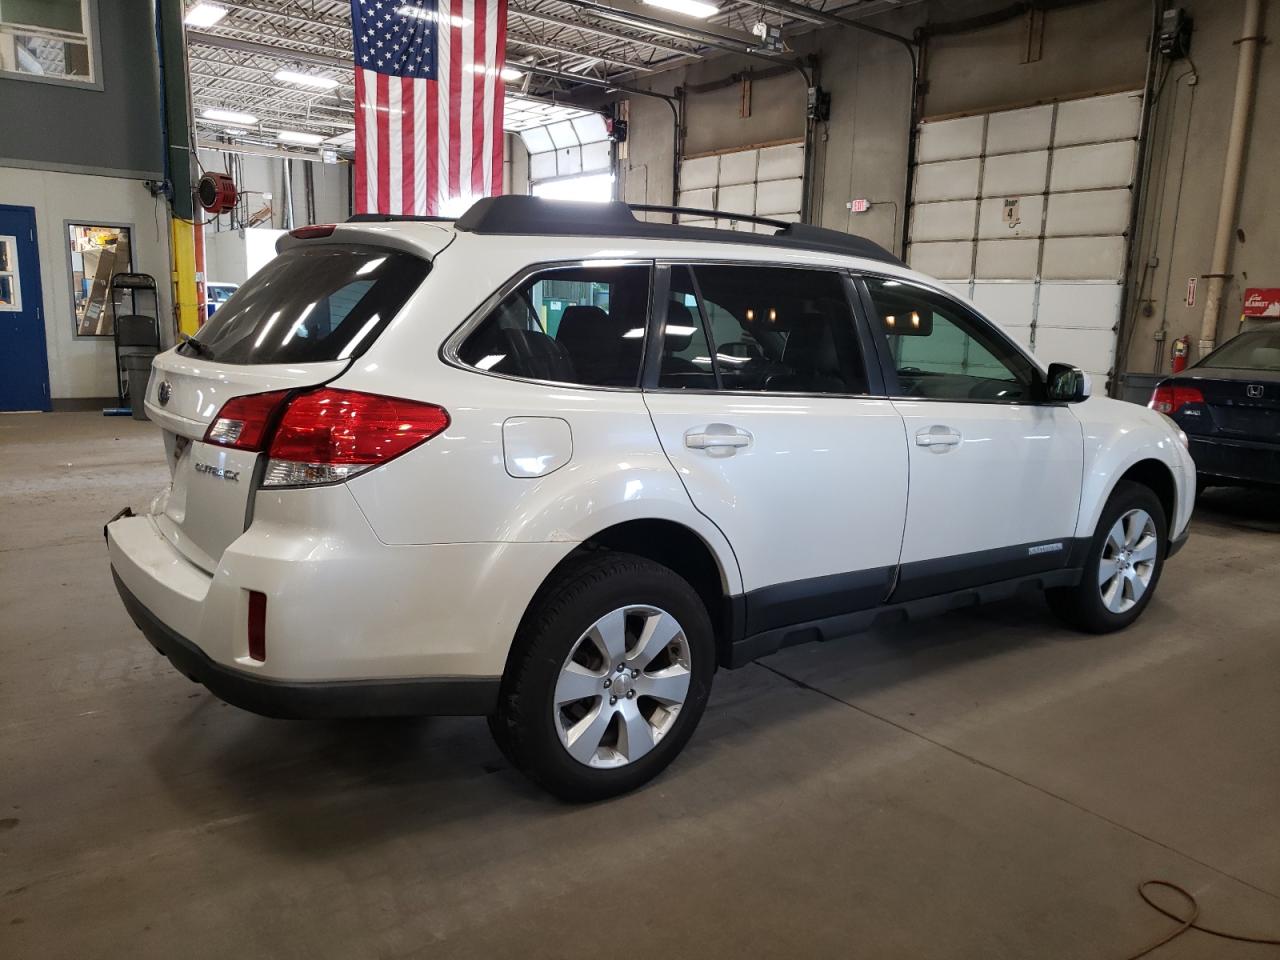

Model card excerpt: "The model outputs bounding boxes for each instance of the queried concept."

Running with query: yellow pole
[170,217,199,338]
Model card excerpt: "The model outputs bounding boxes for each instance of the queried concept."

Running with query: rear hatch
[146,235,435,572]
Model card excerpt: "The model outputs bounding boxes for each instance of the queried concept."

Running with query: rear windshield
[1199,329,1280,371]
[179,245,429,364]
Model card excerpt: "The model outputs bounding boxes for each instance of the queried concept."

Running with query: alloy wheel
[553,605,692,768]
[1098,508,1159,614]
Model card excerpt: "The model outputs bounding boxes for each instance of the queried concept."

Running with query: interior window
[657,265,868,395]
[864,277,1037,402]
[458,264,649,387]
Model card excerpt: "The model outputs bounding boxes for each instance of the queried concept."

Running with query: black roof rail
[452,195,904,266]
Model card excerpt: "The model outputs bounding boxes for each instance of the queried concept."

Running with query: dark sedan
[1151,327,1280,489]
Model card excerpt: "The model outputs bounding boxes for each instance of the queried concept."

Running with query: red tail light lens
[263,388,449,487]
[1150,385,1204,415]
[289,224,336,239]
[204,390,290,450]
[247,590,267,662]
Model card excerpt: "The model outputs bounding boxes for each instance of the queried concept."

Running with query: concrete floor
[2,411,1278,959]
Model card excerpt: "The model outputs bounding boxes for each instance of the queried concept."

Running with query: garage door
[906,91,1141,382]
[676,141,804,233]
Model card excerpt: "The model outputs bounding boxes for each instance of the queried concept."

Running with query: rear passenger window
[656,265,869,395]
[458,264,650,387]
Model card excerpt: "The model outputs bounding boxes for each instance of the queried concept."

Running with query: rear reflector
[263,388,450,487]
[1150,385,1204,415]
[247,590,267,662]
[289,224,336,239]
[204,390,290,450]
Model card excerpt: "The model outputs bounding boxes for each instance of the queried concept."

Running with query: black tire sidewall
[500,554,716,801]
[1074,482,1169,631]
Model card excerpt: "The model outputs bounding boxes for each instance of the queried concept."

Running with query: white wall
[197,149,351,231]
[204,227,285,285]
[0,166,173,400]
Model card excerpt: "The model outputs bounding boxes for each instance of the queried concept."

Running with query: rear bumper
[1188,436,1280,487]
[113,569,498,718]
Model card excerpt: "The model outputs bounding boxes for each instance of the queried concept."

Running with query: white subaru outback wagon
[107,196,1194,800]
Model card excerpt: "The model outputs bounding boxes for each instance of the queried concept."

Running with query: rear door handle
[685,423,753,453]
[915,426,962,447]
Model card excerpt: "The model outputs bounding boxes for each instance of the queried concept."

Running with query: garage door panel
[718,183,756,216]
[917,115,985,163]
[755,178,802,217]
[906,241,973,279]
[1044,189,1131,237]
[1033,325,1114,378]
[1041,236,1126,280]
[910,200,977,242]
[529,151,556,180]
[985,104,1053,154]
[1054,92,1141,146]
[982,151,1049,196]
[718,149,758,186]
[581,140,612,173]
[678,187,716,212]
[977,195,1044,239]
[971,282,1037,330]
[757,143,804,181]
[941,281,974,302]
[914,159,981,202]
[975,239,1039,279]
[1050,141,1136,192]
[1035,282,1122,330]
[681,156,719,191]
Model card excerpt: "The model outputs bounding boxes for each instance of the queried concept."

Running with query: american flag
[351,0,507,216]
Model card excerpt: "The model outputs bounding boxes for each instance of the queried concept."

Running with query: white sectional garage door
[906,91,1142,382]
[676,142,804,233]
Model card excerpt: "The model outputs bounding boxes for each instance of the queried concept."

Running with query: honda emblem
[1247,384,1264,399]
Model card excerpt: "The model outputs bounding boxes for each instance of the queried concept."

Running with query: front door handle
[685,423,753,454]
[915,426,962,447]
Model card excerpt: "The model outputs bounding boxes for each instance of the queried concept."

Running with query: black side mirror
[1046,362,1091,403]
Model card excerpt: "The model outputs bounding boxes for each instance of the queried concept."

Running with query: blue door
[0,205,51,412]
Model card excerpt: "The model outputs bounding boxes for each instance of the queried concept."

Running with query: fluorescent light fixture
[463,64,524,82]
[184,3,228,27]
[274,69,340,90]
[203,108,257,125]
[222,127,247,135]
[641,0,720,18]
[277,130,325,145]
[397,4,470,27]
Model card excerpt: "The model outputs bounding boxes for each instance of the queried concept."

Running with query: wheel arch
[1115,459,1178,536]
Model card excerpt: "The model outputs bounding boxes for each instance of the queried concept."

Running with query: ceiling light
[202,108,257,125]
[641,0,720,19]
[397,5,470,27]
[464,64,524,82]
[184,3,228,27]
[277,130,325,145]
[223,127,247,135]
[274,69,340,90]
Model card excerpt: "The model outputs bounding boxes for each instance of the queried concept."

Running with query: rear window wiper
[180,334,213,359]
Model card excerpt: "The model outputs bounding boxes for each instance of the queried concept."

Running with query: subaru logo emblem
[1247,384,1264,399]
[157,380,172,406]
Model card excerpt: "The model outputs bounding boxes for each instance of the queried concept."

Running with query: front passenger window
[864,277,1037,402]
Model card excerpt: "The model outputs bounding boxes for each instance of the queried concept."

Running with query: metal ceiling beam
[735,0,919,50]
[554,0,770,56]
[508,5,696,57]
[188,28,350,68]
[507,35,653,71]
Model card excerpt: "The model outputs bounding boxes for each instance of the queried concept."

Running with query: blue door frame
[0,204,51,412]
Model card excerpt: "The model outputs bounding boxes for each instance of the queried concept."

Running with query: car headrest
[664,300,696,352]
[782,312,839,374]
[555,305,613,349]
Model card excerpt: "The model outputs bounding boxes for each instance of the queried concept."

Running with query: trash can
[122,352,156,420]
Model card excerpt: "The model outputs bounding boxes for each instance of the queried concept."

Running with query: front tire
[491,551,715,801]
[1048,480,1168,633]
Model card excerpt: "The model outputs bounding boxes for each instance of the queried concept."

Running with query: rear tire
[1047,480,1168,633]
[491,551,715,802]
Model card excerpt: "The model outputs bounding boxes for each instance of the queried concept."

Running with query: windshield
[1198,328,1280,372]
[180,245,429,364]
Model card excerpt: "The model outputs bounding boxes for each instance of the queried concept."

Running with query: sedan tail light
[203,388,449,487]
[1149,385,1204,415]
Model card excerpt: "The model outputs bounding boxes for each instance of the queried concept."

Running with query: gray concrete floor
[2,411,1278,959]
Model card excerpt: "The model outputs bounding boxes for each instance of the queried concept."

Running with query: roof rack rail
[453,196,904,266]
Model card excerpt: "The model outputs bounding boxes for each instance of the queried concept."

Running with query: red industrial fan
[197,172,238,214]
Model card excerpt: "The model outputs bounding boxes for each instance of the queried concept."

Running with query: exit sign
[847,198,871,213]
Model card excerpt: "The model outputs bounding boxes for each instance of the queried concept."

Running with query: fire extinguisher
[1171,335,1190,373]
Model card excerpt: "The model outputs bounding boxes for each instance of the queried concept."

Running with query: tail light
[247,591,267,662]
[1149,385,1204,415]
[204,390,290,449]
[204,388,449,487]
[289,224,336,239]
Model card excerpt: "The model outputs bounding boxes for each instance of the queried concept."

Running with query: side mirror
[1046,362,1091,403]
